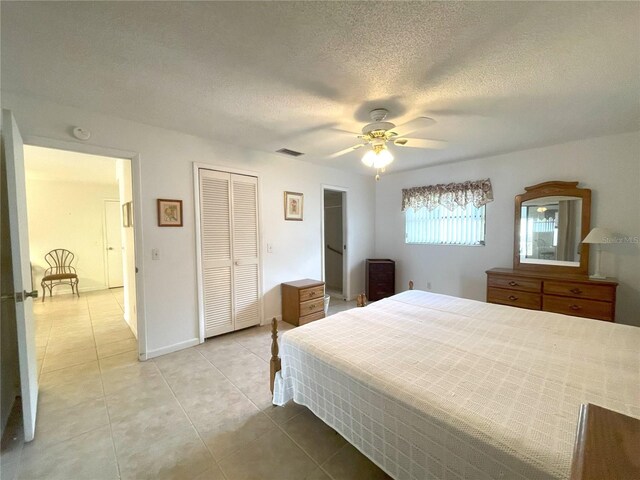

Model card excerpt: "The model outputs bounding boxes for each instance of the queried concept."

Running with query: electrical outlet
[152,248,160,260]
[267,243,273,253]
[426,281,432,290]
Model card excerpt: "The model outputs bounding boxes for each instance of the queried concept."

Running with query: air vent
[276,148,304,157]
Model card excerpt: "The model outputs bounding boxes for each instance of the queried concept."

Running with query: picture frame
[284,191,304,221]
[157,198,183,227]
[122,201,133,228]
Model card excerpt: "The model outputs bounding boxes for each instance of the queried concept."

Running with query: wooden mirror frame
[514,181,591,275]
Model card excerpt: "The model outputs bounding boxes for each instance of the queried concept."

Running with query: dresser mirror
[514,181,591,275]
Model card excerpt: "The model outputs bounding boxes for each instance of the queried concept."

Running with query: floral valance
[401,178,493,212]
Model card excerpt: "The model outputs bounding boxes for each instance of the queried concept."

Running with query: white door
[198,169,261,338]
[104,200,124,288]
[200,169,234,337]
[3,109,39,441]
[231,174,260,330]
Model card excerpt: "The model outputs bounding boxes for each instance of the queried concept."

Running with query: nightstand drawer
[544,281,615,302]
[299,285,324,302]
[487,287,541,310]
[299,310,325,325]
[488,275,541,293]
[300,297,324,316]
[543,295,614,321]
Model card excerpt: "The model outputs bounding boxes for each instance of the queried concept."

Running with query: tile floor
[1,290,387,480]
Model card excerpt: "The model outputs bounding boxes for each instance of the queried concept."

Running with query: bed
[271,289,640,480]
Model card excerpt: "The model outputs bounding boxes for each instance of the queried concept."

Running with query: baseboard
[144,338,200,360]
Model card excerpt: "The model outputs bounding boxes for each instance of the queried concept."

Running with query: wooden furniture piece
[281,278,325,326]
[365,259,395,301]
[570,403,640,480]
[486,268,617,321]
[41,249,79,302]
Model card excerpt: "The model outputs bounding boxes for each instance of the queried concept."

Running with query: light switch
[152,248,160,260]
[267,243,273,253]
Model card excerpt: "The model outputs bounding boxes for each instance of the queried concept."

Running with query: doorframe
[21,135,148,360]
[320,184,349,301]
[102,199,123,289]
[193,162,264,343]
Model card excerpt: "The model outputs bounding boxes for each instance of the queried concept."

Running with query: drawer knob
[508,281,519,287]
[569,304,581,311]
[508,295,518,301]
[570,288,583,295]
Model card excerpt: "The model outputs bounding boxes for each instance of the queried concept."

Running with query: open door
[2,109,39,441]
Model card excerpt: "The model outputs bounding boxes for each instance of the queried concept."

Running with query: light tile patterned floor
[1,290,388,480]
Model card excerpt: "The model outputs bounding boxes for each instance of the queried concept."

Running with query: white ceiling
[3,2,639,175]
[25,145,118,186]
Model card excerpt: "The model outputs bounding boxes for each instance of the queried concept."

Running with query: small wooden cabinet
[366,259,395,301]
[486,268,617,322]
[281,279,325,326]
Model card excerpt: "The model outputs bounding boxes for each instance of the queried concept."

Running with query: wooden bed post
[270,317,281,394]
[409,280,414,290]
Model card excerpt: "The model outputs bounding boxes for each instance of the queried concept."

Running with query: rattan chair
[41,249,80,302]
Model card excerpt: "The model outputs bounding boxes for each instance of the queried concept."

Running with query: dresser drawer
[543,295,614,321]
[544,281,616,302]
[299,285,324,302]
[298,310,325,325]
[300,297,324,317]
[487,287,541,310]
[487,275,542,293]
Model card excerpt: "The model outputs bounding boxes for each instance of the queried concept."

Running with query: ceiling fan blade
[327,143,366,158]
[393,138,447,149]
[392,116,436,137]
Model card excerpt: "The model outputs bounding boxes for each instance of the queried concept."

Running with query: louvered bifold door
[199,170,234,337]
[230,174,261,329]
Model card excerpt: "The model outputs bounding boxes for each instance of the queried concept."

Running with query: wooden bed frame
[270,280,414,393]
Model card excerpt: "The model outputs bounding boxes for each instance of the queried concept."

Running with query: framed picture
[284,191,303,221]
[122,201,133,228]
[157,199,183,227]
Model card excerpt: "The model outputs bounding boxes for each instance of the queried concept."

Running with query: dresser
[486,268,617,322]
[281,279,325,326]
[366,259,395,301]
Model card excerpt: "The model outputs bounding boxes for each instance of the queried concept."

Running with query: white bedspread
[273,290,640,480]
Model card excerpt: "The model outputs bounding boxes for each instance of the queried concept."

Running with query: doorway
[322,187,347,300]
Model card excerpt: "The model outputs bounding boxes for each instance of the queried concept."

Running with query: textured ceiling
[3,2,639,175]
[25,146,118,186]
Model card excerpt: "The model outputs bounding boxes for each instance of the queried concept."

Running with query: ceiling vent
[276,148,304,157]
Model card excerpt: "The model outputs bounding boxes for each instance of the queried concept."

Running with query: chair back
[44,249,76,275]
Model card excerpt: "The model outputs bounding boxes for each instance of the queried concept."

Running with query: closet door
[231,174,261,329]
[199,170,234,337]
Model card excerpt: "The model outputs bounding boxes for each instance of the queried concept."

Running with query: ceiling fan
[329,108,446,179]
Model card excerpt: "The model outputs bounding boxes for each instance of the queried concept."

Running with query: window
[401,178,493,246]
[405,203,486,245]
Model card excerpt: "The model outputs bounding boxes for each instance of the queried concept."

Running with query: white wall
[375,131,640,326]
[25,176,120,295]
[3,92,376,358]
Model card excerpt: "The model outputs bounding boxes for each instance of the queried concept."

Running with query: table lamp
[582,227,614,279]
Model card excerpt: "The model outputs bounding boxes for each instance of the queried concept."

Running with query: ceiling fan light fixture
[361,145,394,169]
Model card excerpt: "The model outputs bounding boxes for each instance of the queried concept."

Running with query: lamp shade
[582,227,614,244]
